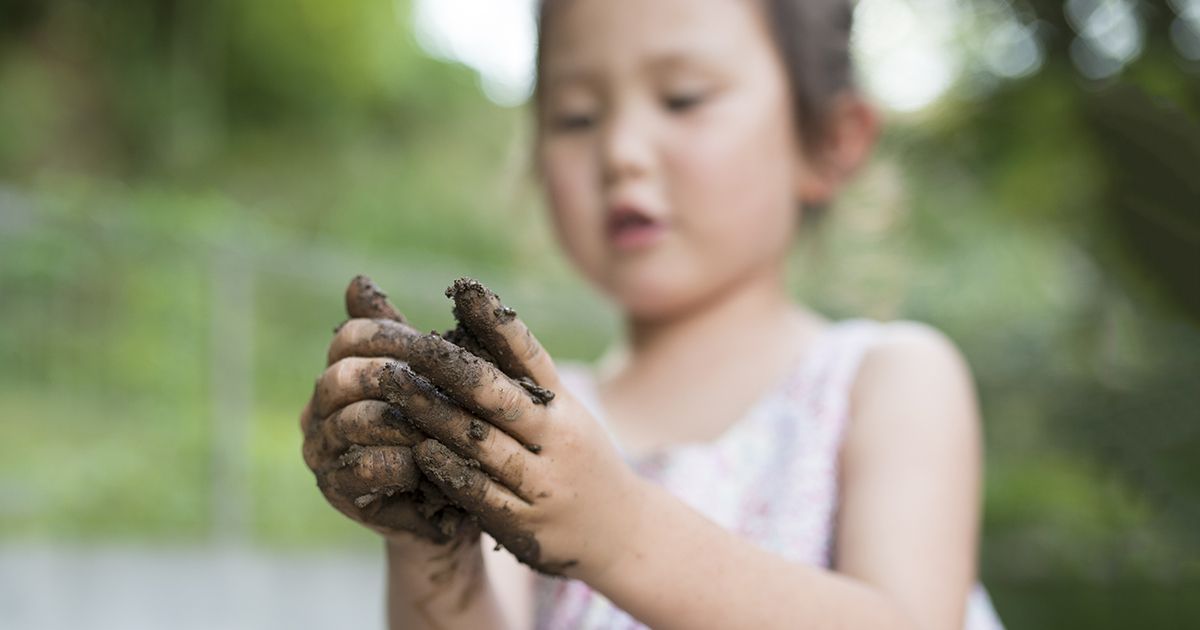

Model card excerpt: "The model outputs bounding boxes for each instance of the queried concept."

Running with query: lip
[606,203,667,251]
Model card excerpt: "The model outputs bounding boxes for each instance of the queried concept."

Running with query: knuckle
[342,318,374,339]
[316,362,342,397]
[350,448,382,479]
[353,461,379,483]
[328,320,371,362]
[520,328,543,361]
[337,400,371,432]
[329,358,360,391]
[323,406,346,433]
[301,437,325,471]
[467,476,490,503]
[478,424,503,453]
[357,447,413,484]
[495,386,525,422]
[329,320,362,352]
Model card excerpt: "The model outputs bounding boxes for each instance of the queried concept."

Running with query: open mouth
[607,205,666,250]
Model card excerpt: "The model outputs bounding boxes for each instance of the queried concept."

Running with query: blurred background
[1,0,1197,627]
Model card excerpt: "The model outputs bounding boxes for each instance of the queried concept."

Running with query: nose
[600,104,654,188]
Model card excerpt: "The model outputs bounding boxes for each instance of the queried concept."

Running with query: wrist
[574,472,656,587]
[385,533,502,629]
[386,534,484,594]
[386,531,480,564]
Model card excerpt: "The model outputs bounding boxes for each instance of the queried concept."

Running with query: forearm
[385,538,509,630]
[583,483,919,630]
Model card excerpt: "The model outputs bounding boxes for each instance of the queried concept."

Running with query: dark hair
[532,0,858,154]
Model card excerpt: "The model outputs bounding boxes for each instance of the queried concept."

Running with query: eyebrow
[644,52,717,73]
[540,69,594,92]
[541,51,723,92]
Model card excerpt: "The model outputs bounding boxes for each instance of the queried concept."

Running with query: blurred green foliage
[1,0,1198,627]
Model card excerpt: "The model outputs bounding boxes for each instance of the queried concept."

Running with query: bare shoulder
[853,321,974,407]
[859,320,969,375]
[844,320,981,467]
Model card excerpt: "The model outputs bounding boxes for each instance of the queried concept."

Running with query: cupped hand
[300,276,475,548]
[395,279,650,579]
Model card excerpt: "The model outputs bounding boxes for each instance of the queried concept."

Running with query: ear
[796,92,879,205]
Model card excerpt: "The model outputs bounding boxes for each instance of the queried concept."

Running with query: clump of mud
[434,277,498,361]
[441,278,555,405]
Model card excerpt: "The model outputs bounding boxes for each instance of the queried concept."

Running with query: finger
[346,275,407,323]
[300,395,317,435]
[384,364,539,498]
[302,400,423,479]
[446,278,561,394]
[365,496,472,543]
[407,333,549,442]
[327,318,422,365]
[400,479,477,542]
[316,477,462,543]
[314,357,401,418]
[414,440,548,570]
[299,392,328,471]
[323,444,421,498]
[361,496,449,541]
[413,439,530,516]
[324,400,424,449]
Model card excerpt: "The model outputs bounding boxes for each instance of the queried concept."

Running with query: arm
[584,323,981,629]
[387,533,534,630]
[480,533,537,630]
[399,282,982,629]
[835,323,981,629]
[385,536,513,630]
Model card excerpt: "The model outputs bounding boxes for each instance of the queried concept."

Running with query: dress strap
[785,319,887,450]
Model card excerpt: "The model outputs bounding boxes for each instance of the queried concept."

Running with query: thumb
[445,278,561,391]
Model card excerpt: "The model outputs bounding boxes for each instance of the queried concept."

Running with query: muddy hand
[398,278,648,578]
[300,275,472,544]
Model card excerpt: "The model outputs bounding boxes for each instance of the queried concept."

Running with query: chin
[599,267,707,324]
[567,244,722,323]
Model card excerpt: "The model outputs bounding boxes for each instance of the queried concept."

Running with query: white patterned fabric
[534,320,1005,630]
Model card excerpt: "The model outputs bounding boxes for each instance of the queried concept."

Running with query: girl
[300,0,1006,628]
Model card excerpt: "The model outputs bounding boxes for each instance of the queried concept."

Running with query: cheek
[669,108,800,263]
[539,147,606,278]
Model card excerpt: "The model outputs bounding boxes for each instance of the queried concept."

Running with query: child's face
[536,0,817,321]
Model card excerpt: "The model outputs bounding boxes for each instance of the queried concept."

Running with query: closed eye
[552,113,596,132]
[664,93,706,113]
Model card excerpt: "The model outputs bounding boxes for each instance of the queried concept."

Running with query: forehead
[539,0,771,80]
